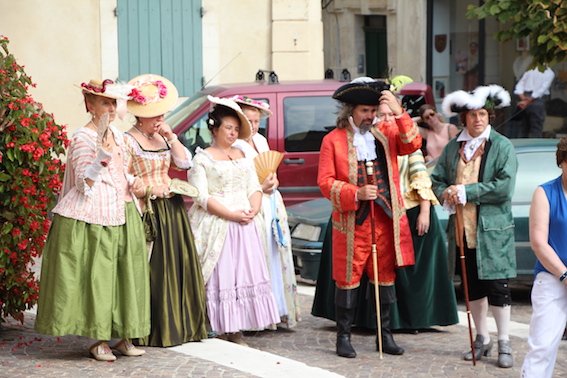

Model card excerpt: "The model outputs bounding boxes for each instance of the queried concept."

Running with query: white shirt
[442,124,493,213]
[456,124,492,163]
[514,67,555,99]
[349,116,379,162]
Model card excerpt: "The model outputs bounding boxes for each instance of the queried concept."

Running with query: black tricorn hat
[332,77,391,106]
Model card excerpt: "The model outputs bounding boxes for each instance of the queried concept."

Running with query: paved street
[2,281,567,377]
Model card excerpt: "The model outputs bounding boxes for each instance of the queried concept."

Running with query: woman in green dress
[35,79,150,361]
[124,74,208,347]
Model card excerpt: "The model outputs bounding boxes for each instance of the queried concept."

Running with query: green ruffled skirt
[35,201,150,340]
[134,195,208,347]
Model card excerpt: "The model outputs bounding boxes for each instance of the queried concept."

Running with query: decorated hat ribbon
[228,95,271,111]
[128,75,168,105]
[81,79,114,94]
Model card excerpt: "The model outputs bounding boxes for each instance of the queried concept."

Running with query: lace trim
[125,133,171,161]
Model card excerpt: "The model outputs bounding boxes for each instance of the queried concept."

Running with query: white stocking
[491,304,511,341]
[470,297,490,343]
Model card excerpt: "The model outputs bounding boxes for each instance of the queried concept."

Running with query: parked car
[168,73,434,206]
[287,138,561,282]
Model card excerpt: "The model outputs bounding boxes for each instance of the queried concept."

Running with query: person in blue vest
[521,136,567,377]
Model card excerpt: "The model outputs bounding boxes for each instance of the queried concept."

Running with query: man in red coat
[318,78,421,358]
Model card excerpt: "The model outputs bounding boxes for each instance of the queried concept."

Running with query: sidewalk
[1,283,566,377]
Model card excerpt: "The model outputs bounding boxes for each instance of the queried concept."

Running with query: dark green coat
[431,128,518,280]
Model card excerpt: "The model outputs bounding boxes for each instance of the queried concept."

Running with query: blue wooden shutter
[116,0,202,96]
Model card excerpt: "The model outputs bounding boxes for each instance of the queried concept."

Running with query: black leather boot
[335,287,358,358]
[380,303,404,355]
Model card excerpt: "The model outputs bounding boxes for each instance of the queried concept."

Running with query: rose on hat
[229,95,273,118]
[126,74,179,118]
[76,79,132,100]
[207,95,252,140]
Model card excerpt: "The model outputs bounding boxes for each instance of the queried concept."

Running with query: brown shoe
[227,332,249,347]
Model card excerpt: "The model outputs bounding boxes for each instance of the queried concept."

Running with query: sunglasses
[423,111,436,121]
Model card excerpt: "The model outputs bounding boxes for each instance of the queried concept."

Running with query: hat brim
[332,81,390,105]
[233,99,273,118]
[126,75,179,118]
[75,83,121,99]
[207,96,252,140]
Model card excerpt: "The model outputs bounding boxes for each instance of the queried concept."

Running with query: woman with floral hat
[35,79,150,361]
[231,95,301,328]
[187,96,280,346]
[124,74,208,347]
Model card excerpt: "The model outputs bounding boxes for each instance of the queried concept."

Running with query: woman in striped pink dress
[35,79,150,361]
[124,74,208,347]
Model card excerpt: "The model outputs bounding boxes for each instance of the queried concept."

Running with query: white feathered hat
[442,84,511,117]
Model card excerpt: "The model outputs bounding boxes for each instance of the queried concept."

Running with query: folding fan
[254,150,284,183]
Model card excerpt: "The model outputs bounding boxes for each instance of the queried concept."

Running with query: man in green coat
[431,84,518,369]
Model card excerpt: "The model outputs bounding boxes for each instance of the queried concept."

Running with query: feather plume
[442,84,511,117]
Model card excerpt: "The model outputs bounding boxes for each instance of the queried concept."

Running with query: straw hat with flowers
[126,74,179,118]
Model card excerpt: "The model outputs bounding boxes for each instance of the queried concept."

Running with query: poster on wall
[433,77,448,102]
[453,32,479,92]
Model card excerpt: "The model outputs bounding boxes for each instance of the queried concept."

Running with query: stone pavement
[1,283,567,378]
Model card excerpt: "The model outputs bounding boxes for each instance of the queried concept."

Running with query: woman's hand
[152,183,171,198]
[416,210,430,236]
[261,173,278,194]
[131,177,145,198]
[230,208,257,224]
[156,122,174,141]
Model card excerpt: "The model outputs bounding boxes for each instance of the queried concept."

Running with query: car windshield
[166,92,208,129]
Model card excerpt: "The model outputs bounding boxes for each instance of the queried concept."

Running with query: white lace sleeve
[171,144,193,170]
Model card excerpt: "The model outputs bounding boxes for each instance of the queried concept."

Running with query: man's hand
[517,98,532,109]
[379,90,403,116]
[357,184,378,201]
[442,185,460,206]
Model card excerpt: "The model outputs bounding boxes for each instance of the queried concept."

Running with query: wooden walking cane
[365,161,383,359]
[455,202,476,366]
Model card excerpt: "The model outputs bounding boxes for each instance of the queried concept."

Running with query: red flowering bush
[0,36,68,323]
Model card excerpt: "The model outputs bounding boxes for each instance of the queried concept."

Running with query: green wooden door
[116,0,202,96]
[365,28,388,79]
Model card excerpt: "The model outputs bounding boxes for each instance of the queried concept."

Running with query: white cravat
[349,116,379,161]
[456,124,492,162]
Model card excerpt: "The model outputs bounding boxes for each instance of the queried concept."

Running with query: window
[284,96,337,152]
[514,151,559,204]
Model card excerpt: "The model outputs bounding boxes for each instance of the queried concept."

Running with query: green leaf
[0,172,10,182]
[489,4,501,15]
[2,222,13,235]
[6,148,13,161]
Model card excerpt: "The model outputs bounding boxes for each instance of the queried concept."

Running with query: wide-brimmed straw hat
[207,95,252,140]
[229,95,273,118]
[76,79,131,99]
[126,74,178,118]
[333,77,392,106]
[441,84,511,117]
